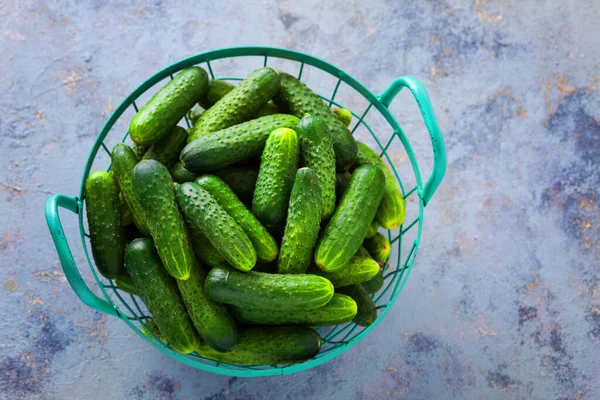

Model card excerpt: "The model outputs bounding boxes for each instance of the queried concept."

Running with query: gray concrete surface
[1,0,599,399]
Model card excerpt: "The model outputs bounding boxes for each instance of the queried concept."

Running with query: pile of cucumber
[85,66,406,366]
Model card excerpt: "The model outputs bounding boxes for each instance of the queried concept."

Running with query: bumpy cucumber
[337,285,377,326]
[213,166,259,204]
[125,238,199,353]
[365,219,378,239]
[232,293,357,326]
[356,141,406,229]
[196,326,321,365]
[311,255,380,288]
[278,168,322,274]
[142,320,166,343]
[114,274,140,296]
[205,267,334,310]
[315,165,385,271]
[170,161,198,183]
[362,270,384,294]
[130,67,208,145]
[196,175,278,263]
[132,160,195,280]
[142,125,188,168]
[181,114,299,172]
[295,115,336,219]
[189,68,280,142]
[334,107,352,127]
[364,232,391,266]
[176,182,256,271]
[187,226,229,268]
[198,79,235,110]
[85,171,124,279]
[277,72,357,171]
[252,128,299,228]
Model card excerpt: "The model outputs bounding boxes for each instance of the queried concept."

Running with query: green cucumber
[364,232,391,266]
[315,165,385,271]
[295,115,336,219]
[170,161,198,183]
[132,143,148,160]
[130,67,208,145]
[85,171,125,279]
[337,285,377,326]
[213,166,259,204]
[176,260,238,352]
[335,172,352,202]
[362,270,384,294]
[196,175,278,263]
[176,182,256,271]
[356,141,406,229]
[198,79,235,110]
[277,72,357,171]
[205,267,334,310]
[142,320,166,343]
[334,107,353,127]
[118,192,133,227]
[365,219,378,239]
[196,326,321,365]
[278,168,322,274]
[311,255,379,288]
[181,114,299,172]
[232,293,357,326]
[114,274,140,296]
[189,68,280,142]
[142,125,188,168]
[132,160,195,280]
[252,128,299,228]
[187,226,229,268]
[124,238,199,353]
[111,143,151,236]
[187,105,204,124]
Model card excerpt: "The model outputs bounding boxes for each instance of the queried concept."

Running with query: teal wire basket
[45,46,446,377]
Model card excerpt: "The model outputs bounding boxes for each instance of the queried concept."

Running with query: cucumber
[196,175,278,263]
[356,141,406,229]
[252,128,299,228]
[142,125,188,168]
[278,168,322,274]
[189,68,280,142]
[85,171,124,279]
[111,143,151,236]
[142,320,166,343]
[130,67,208,145]
[187,105,204,124]
[365,219,378,239]
[118,192,133,227]
[362,270,384,294]
[295,115,336,219]
[170,161,198,183]
[232,293,357,327]
[315,165,385,271]
[213,166,259,204]
[124,238,199,353]
[277,72,357,171]
[196,326,321,366]
[114,274,140,296]
[198,79,235,110]
[311,255,380,288]
[176,182,256,271]
[335,172,351,202]
[181,114,299,172]
[205,267,334,310]
[333,107,352,127]
[176,260,238,352]
[132,143,148,160]
[187,226,229,268]
[132,160,195,280]
[364,232,391,266]
[337,285,377,327]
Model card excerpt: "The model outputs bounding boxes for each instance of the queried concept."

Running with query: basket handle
[45,194,120,317]
[379,76,447,206]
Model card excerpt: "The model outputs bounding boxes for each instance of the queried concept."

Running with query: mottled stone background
[1,0,599,399]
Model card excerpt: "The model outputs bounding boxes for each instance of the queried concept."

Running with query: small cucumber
[196,326,321,366]
[170,161,198,183]
[114,274,140,297]
[125,238,199,353]
[132,160,195,280]
[85,171,124,279]
[130,67,208,145]
[252,128,299,228]
[196,175,278,263]
[337,285,377,327]
[362,270,385,294]
[198,79,235,110]
[187,226,229,268]
[231,293,357,327]
[213,166,259,204]
[176,182,256,271]
[333,107,353,127]
[311,255,380,288]
[205,267,334,310]
[295,115,336,219]
[142,320,166,343]
[142,125,188,169]
[278,168,322,274]
[315,165,385,271]
[364,232,391,266]
[365,219,379,239]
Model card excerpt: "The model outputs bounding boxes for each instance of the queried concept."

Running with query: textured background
[1,0,599,399]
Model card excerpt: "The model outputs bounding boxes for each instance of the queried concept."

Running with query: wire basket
[45,47,446,377]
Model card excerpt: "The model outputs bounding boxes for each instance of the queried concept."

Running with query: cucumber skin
[176,182,256,272]
[196,175,278,264]
[231,293,357,327]
[85,171,125,279]
[132,160,195,280]
[111,143,151,236]
[132,143,148,160]
[337,285,377,327]
[362,269,385,294]
[141,320,166,343]
[364,232,391,265]
[278,168,322,274]
[114,274,140,297]
[315,165,385,272]
[199,80,235,110]
[334,107,352,127]
[196,326,321,366]
[205,267,334,311]
[176,261,238,352]
[252,128,300,228]
[296,115,336,220]
[124,238,199,353]
[312,255,380,288]
[181,114,299,173]
[213,166,259,204]
[170,161,198,183]
[130,67,208,146]
[189,68,280,142]
[188,226,229,268]
[142,125,188,169]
